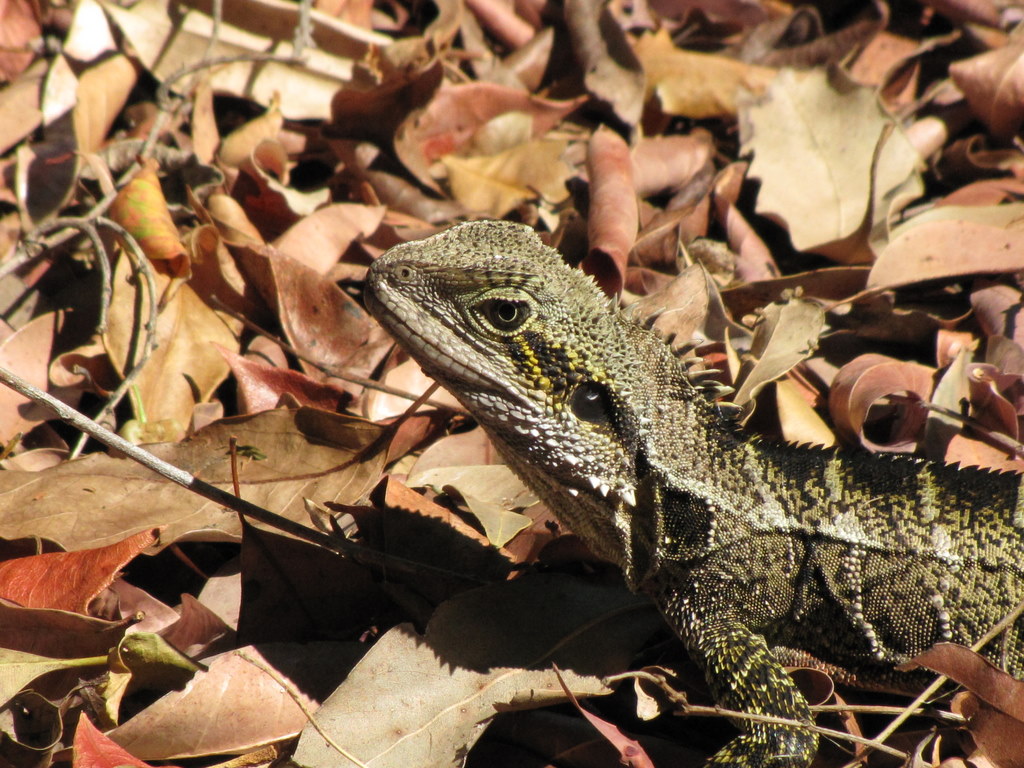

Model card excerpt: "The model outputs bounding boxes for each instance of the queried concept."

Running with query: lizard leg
[673,605,818,767]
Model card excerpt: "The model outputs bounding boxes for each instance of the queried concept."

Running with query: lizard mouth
[364,273,503,394]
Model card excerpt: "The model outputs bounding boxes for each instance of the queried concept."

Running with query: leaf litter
[2,1,1024,767]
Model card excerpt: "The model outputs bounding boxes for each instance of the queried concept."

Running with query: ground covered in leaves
[2,0,1024,766]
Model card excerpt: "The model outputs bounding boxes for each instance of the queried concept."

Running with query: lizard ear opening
[570,382,614,425]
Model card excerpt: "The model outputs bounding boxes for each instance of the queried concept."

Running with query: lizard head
[365,220,667,513]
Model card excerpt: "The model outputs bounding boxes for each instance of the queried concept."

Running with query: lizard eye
[478,298,531,331]
[571,382,613,424]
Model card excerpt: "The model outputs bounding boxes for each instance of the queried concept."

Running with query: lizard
[363,219,1024,767]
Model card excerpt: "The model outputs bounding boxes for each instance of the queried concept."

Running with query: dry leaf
[741,67,923,262]
[292,575,662,768]
[636,30,776,119]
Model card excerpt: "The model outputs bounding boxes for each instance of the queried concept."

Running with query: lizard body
[364,220,1024,767]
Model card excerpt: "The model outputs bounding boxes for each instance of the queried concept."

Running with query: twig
[613,670,906,760]
[238,651,370,768]
[0,364,485,584]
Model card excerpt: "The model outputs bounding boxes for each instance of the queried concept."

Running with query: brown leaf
[442,138,571,217]
[103,256,240,427]
[0,529,157,613]
[0,0,40,83]
[952,691,1024,768]
[913,644,1024,721]
[741,67,922,263]
[583,127,637,296]
[950,39,1024,142]
[0,58,46,155]
[565,0,645,126]
[733,296,825,408]
[72,54,138,153]
[217,98,284,168]
[0,408,387,550]
[632,133,714,199]
[394,82,584,191]
[234,243,389,392]
[218,345,352,414]
[625,263,709,349]
[107,643,364,759]
[555,668,656,768]
[292,575,663,768]
[0,312,63,438]
[829,353,935,452]
[272,203,385,275]
[636,29,776,119]
[869,215,1024,290]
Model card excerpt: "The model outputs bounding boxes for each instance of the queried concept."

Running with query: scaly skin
[364,220,1024,767]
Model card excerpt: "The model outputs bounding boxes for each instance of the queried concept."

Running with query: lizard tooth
[598,482,611,497]
[620,488,637,507]
[567,488,579,497]
[588,475,602,489]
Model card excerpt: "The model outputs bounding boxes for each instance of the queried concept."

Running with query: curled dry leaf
[583,127,637,296]
[632,133,714,199]
[713,162,778,282]
[108,158,187,271]
[217,98,284,169]
[950,39,1024,142]
[829,353,935,452]
[465,0,535,49]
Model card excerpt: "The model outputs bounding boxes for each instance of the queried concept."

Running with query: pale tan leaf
[442,138,570,217]
[741,68,923,262]
[100,0,389,120]
[635,29,776,119]
[292,574,662,768]
[733,296,825,407]
[407,464,536,547]
[103,257,241,427]
[107,643,364,759]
